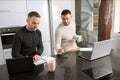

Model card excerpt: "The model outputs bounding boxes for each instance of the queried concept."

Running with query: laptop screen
[6,57,34,74]
[79,39,113,60]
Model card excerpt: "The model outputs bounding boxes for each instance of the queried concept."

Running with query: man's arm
[12,33,23,58]
[55,27,64,54]
[36,31,44,55]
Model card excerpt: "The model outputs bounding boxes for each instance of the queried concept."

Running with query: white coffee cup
[44,59,56,72]
[76,35,82,42]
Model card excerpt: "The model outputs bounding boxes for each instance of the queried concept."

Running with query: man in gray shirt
[12,11,44,62]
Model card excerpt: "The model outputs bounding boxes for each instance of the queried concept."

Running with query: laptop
[6,56,34,74]
[78,39,113,60]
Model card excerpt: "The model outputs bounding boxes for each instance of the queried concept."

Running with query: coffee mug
[44,59,56,72]
[76,35,82,42]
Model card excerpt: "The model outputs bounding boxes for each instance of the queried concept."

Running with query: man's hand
[58,48,64,55]
[33,55,40,62]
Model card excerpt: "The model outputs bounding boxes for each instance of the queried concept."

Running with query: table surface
[0,49,120,80]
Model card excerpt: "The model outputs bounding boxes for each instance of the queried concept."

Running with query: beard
[63,22,70,26]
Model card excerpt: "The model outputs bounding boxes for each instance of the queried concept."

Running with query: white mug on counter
[44,59,56,72]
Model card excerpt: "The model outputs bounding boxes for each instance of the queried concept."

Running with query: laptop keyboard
[79,51,92,59]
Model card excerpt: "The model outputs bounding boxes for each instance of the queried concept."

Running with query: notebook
[78,39,113,60]
[6,56,34,74]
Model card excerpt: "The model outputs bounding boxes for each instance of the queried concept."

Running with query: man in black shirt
[12,11,44,62]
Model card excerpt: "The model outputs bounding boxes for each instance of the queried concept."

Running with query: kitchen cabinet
[0,0,27,27]
[3,49,12,59]
[0,37,5,64]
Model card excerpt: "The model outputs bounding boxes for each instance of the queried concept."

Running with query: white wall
[113,0,120,32]
[111,0,120,49]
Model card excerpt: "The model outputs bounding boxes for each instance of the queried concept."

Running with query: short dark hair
[28,11,40,18]
[61,9,71,15]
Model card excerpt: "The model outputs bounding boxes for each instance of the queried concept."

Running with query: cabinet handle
[0,10,10,12]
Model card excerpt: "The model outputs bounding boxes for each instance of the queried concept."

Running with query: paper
[41,56,55,61]
[80,48,93,51]
[34,56,56,66]
[34,59,46,66]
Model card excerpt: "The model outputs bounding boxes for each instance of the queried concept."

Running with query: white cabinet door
[3,49,12,59]
[0,36,5,65]
[0,0,27,27]
[0,49,5,65]
[27,0,51,55]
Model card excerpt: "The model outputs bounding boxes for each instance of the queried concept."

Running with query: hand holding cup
[75,35,82,42]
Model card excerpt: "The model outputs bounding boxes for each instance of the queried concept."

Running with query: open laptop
[6,56,34,74]
[78,39,113,60]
